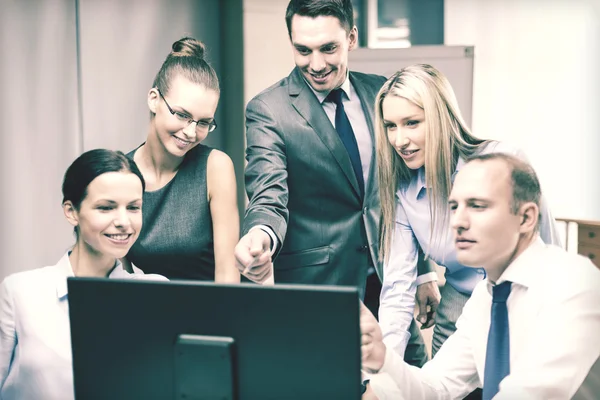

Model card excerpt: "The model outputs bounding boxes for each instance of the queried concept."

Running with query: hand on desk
[234,229,274,284]
[416,281,441,329]
[360,301,386,374]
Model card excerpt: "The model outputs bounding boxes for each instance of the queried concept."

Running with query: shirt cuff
[368,348,407,400]
[250,225,278,253]
[415,271,438,286]
[369,371,405,400]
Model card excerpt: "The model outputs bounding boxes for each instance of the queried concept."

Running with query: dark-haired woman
[126,37,240,283]
[0,149,167,400]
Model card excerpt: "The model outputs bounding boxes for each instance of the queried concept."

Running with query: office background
[1,0,599,281]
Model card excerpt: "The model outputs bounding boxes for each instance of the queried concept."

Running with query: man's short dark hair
[285,0,354,38]
[466,152,542,226]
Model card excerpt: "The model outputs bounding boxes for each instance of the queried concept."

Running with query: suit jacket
[243,67,389,290]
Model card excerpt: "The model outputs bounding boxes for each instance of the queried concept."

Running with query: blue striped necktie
[483,281,512,400]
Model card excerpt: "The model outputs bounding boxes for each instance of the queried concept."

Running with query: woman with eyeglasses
[126,37,240,283]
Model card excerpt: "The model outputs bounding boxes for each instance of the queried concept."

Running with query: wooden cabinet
[558,218,600,268]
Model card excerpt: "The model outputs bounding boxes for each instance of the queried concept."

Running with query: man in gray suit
[234,0,436,367]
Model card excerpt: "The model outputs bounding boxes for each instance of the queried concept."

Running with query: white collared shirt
[0,252,168,400]
[371,238,600,399]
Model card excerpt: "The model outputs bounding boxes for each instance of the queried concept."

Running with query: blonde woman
[374,64,561,360]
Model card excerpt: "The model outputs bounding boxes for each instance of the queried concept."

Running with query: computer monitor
[67,278,362,400]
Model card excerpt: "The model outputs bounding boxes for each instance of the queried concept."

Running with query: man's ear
[348,25,358,51]
[63,200,79,228]
[518,202,539,233]
[147,88,159,114]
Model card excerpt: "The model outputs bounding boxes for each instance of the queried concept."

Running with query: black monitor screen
[67,278,362,400]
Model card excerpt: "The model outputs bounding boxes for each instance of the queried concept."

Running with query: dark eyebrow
[171,106,214,123]
[95,199,117,205]
[293,44,310,51]
[293,41,338,51]
[96,199,143,205]
[171,106,193,117]
[319,41,338,49]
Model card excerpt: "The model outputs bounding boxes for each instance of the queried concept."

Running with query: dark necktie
[483,281,512,400]
[325,88,364,197]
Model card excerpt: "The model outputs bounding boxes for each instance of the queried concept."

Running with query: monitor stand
[174,334,236,400]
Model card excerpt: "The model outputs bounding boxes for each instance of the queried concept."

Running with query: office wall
[244,0,293,104]
[445,0,600,221]
[0,0,244,280]
[0,0,81,279]
[78,0,223,152]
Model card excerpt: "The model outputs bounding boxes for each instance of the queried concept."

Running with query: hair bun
[171,37,205,59]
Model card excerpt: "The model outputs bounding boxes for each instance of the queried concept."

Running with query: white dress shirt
[371,238,600,400]
[0,252,168,400]
[379,141,562,358]
[310,74,373,186]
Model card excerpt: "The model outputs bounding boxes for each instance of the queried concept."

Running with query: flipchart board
[349,45,475,126]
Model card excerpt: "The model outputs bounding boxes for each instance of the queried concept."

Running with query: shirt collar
[485,236,545,295]
[403,167,427,201]
[304,70,352,104]
[54,251,127,299]
[407,157,468,201]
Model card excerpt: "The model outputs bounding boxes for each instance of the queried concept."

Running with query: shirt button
[363,207,368,214]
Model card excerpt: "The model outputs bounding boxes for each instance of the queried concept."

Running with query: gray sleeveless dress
[126,144,215,280]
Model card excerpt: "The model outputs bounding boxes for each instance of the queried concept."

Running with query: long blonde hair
[376,64,487,263]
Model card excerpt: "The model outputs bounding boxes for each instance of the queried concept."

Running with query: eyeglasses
[157,89,217,133]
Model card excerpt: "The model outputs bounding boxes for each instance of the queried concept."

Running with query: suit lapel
[349,71,379,201]
[288,68,361,200]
